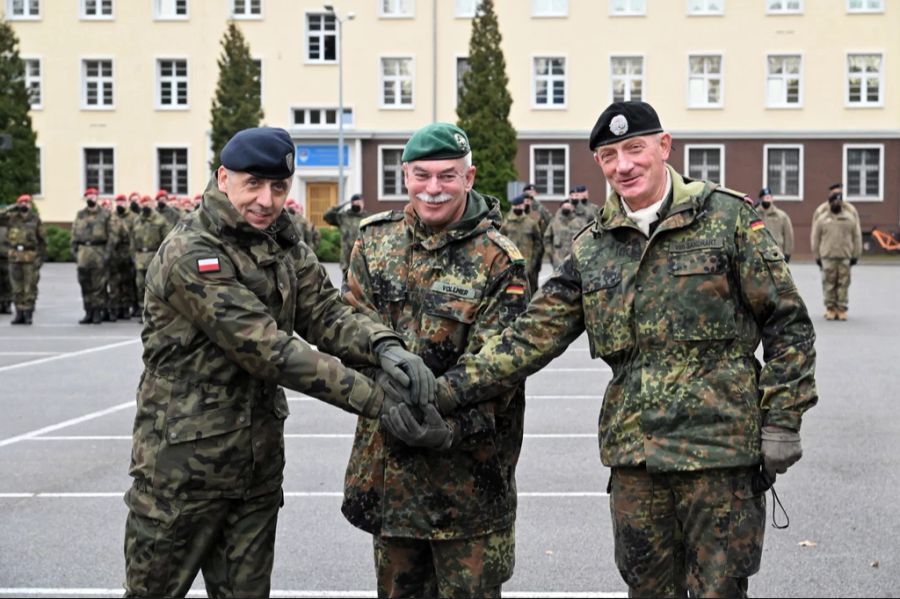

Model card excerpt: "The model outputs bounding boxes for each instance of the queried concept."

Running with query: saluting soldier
[323,192,369,277]
[1,195,46,325]
[500,192,544,291]
[71,187,112,325]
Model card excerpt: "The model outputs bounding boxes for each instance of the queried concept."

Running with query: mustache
[416,192,453,204]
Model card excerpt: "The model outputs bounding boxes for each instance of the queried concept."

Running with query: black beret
[510,193,526,206]
[829,182,842,191]
[350,193,363,201]
[589,101,664,149]
[221,127,295,179]
[522,183,536,192]
[759,187,772,198]
[574,184,588,192]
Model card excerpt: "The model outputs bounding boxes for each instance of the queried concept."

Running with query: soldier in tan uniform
[757,187,794,262]
[811,191,862,321]
[500,192,543,291]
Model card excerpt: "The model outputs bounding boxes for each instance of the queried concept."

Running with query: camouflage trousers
[135,269,149,309]
[609,466,764,598]
[9,261,41,310]
[526,260,541,295]
[123,485,282,598]
[108,258,136,311]
[820,258,851,311]
[373,526,515,598]
[0,259,10,304]
[77,265,108,311]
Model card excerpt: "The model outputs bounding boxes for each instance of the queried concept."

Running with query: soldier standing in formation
[543,198,583,269]
[72,188,112,325]
[756,187,794,262]
[340,122,528,599]
[155,189,182,229]
[107,194,136,321]
[500,192,544,291]
[1,195,45,325]
[0,204,10,315]
[522,183,552,235]
[130,194,172,323]
[572,183,600,223]
[814,182,859,224]
[323,192,369,278]
[811,188,862,321]
[430,101,817,598]
[123,127,430,598]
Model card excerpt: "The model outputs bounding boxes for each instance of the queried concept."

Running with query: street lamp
[323,4,354,207]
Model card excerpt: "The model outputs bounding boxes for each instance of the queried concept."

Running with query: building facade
[8,0,899,256]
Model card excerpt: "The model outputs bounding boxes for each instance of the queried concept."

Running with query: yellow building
[9,0,898,254]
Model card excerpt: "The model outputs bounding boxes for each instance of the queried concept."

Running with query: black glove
[760,425,802,477]
[816,259,822,268]
[376,340,435,408]
[382,404,453,450]
[784,255,791,264]
[850,257,858,266]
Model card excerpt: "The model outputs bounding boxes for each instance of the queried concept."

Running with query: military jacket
[813,200,859,225]
[71,207,112,268]
[341,192,530,540]
[440,166,818,473]
[323,206,370,272]
[290,211,321,251]
[543,211,583,268]
[529,198,552,235]
[1,207,45,263]
[811,208,862,261]
[576,201,601,223]
[131,210,171,270]
[130,186,399,501]
[157,204,182,229]
[500,211,543,270]
[757,205,794,257]
[109,210,134,262]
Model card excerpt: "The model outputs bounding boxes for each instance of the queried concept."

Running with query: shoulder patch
[360,210,403,229]
[486,229,525,264]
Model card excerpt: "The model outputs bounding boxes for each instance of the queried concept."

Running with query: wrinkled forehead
[407,157,467,174]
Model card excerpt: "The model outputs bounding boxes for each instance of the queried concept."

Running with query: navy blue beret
[574,184,588,192]
[589,101,664,149]
[221,127,295,179]
[759,187,772,198]
[510,193,526,206]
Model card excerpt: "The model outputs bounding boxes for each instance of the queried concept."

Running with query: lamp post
[324,4,354,207]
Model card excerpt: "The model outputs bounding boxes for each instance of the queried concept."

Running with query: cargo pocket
[581,266,631,357]
[123,485,181,596]
[725,476,766,577]
[668,249,737,341]
[421,290,479,367]
[761,247,796,294]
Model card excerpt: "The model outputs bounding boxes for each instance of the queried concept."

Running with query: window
[82,59,114,109]
[380,57,413,108]
[685,145,724,184]
[155,0,187,18]
[766,0,802,14]
[380,0,413,17]
[609,0,646,15]
[844,145,883,201]
[764,145,803,199]
[81,0,112,18]
[23,59,42,109]
[379,146,408,199]
[847,0,883,12]
[84,148,114,195]
[533,0,567,16]
[8,0,40,18]
[610,56,643,102]
[688,54,722,108]
[231,0,261,17]
[455,0,482,17]
[157,59,188,109]
[687,0,724,15]
[531,146,568,198]
[766,54,802,107]
[846,53,883,106]
[533,57,566,108]
[306,13,337,63]
[158,148,189,195]
[456,56,470,105]
[292,107,353,128]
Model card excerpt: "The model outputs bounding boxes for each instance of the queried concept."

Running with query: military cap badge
[454,133,470,153]
[286,152,294,171]
[610,114,629,136]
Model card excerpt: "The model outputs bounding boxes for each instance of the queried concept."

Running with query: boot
[118,307,130,320]
[836,310,848,321]
[101,308,111,322]
[91,309,103,324]
[10,309,25,325]
[824,309,836,321]
[108,308,117,323]
[23,310,33,325]
[79,310,93,325]
[0,302,10,314]
[131,303,142,318]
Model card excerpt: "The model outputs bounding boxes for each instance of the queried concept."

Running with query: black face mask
[130,201,140,214]
[760,201,772,209]
[523,205,531,214]
[561,209,572,217]
[350,204,361,213]
[581,198,589,205]
[829,193,842,202]
[830,203,842,214]
[512,208,524,216]
[18,204,29,213]
[141,206,152,217]
[115,205,126,215]
[86,199,97,208]
[287,207,296,215]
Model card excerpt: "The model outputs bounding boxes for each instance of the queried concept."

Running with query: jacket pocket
[668,249,737,341]
[725,474,765,577]
[582,266,631,357]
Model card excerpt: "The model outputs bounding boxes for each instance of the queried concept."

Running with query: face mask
[287,207,296,215]
[130,201,140,214]
[830,203,842,214]
[157,202,166,210]
[829,193,842,202]
[18,204,29,213]
[760,201,771,209]
[115,205,125,215]
[561,209,572,217]
[512,208,524,216]
[350,204,361,213]
[581,199,589,205]
[141,206,152,217]
[86,199,96,208]
[523,205,531,214]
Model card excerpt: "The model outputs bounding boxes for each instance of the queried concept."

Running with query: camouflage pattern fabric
[9,262,40,311]
[373,526,515,598]
[576,200,602,223]
[820,258,852,312]
[758,204,794,257]
[543,211,585,269]
[0,258,9,306]
[72,207,112,311]
[323,205,370,273]
[1,207,45,310]
[500,210,543,292]
[528,198,552,235]
[157,204,182,229]
[131,210,172,310]
[609,466,763,597]
[341,192,530,545]
[108,210,137,312]
[291,211,321,251]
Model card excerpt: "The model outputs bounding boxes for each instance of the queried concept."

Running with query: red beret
[155,189,169,199]
[16,194,32,204]
[84,187,98,196]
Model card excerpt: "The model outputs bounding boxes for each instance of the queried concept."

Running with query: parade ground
[0,260,898,598]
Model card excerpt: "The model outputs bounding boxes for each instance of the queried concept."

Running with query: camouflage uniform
[758,203,794,259]
[323,205,370,274]
[528,198,552,235]
[71,206,112,319]
[124,185,399,598]
[131,209,171,317]
[438,167,818,597]
[157,203,182,229]
[543,209,584,269]
[811,206,862,316]
[290,210,321,251]
[500,210,543,292]
[0,218,11,313]
[576,200,602,223]
[108,208,136,319]
[0,205,45,318]
[341,192,530,598]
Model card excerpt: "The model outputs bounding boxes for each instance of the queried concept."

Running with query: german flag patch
[750,219,766,232]
[505,284,526,295]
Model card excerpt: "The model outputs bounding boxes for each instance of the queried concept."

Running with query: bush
[44,224,74,262]
[315,226,340,263]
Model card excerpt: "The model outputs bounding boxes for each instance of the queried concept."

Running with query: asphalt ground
[0,260,898,598]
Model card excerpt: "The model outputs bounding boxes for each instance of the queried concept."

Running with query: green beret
[401,122,471,162]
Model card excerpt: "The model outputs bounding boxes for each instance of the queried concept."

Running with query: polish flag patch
[197,257,221,273]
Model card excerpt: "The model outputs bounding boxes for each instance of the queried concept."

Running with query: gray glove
[760,425,802,477]
[376,340,435,408]
[382,403,454,450]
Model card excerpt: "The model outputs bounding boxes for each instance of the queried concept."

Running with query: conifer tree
[456,0,517,208]
[0,19,39,205]
[209,22,263,173]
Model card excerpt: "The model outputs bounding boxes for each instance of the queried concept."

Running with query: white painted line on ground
[0,335,136,340]
[0,402,133,448]
[26,433,597,441]
[0,338,140,373]
[0,491,607,499]
[0,589,625,598]
[0,351,60,356]
[286,394,599,402]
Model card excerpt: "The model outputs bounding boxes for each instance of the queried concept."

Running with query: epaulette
[486,229,525,265]
[359,210,403,229]
[716,185,755,206]
[573,221,596,241]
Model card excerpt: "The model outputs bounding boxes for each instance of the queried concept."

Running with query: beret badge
[454,133,470,153]
[286,152,294,170]
[610,114,629,137]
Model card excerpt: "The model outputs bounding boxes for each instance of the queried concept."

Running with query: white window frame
[684,144,726,185]
[763,144,804,201]
[609,54,645,103]
[305,12,338,64]
[34,145,43,197]
[529,144,569,200]
[378,145,407,201]
[80,0,113,20]
[156,58,189,110]
[231,0,262,19]
[687,0,724,15]
[766,0,803,14]
[455,54,470,108]
[156,146,191,196]
[291,106,355,129]
[765,53,803,108]
[455,0,482,17]
[154,0,189,20]
[609,0,646,16]
[845,51,884,108]
[82,145,116,196]
[687,52,724,109]
[532,55,567,109]
[81,58,115,110]
[7,0,41,20]
[22,56,42,110]
[532,0,568,17]
[379,56,415,110]
[379,0,414,18]
[843,143,884,202]
[847,0,883,13]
